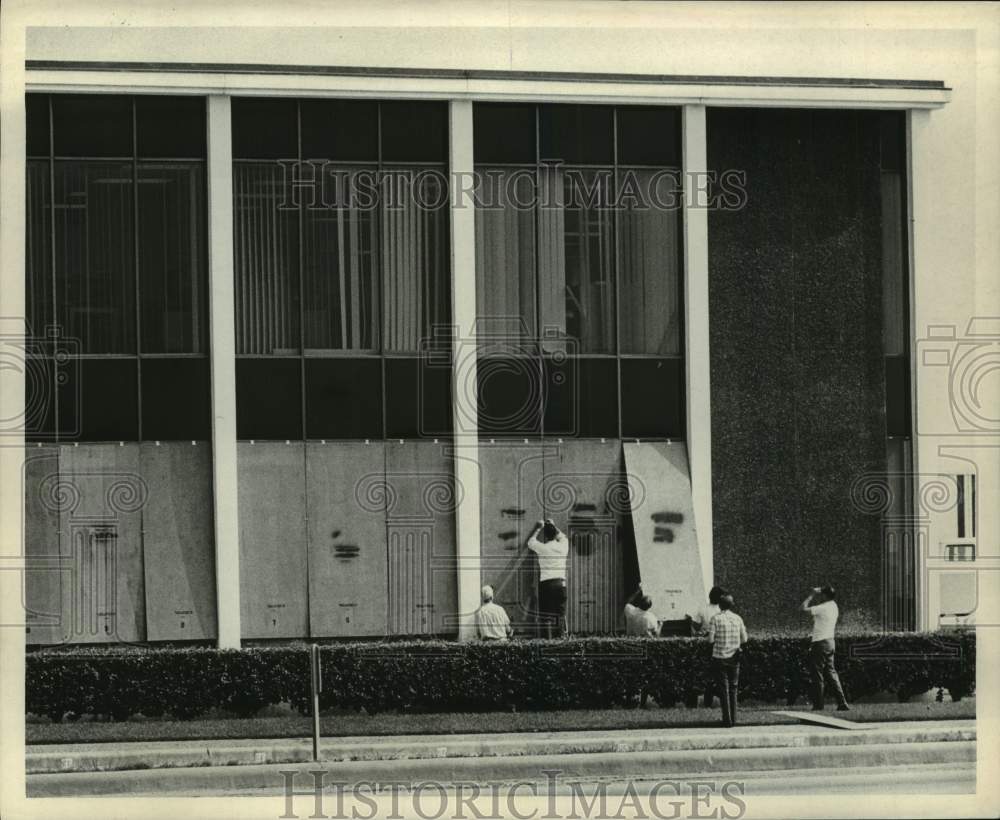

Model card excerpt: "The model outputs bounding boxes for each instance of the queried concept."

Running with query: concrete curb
[27,740,977,796]
[27,721,976,774]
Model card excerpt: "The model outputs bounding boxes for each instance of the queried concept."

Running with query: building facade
[5,4,998,648]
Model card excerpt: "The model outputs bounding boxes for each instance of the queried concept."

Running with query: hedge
[27,632,975,722]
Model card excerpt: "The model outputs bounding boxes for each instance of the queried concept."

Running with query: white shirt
[475,601,512,640]
[624,603,660,637]
[694,603,720,635]
[809,600,839,642]
[527,534,569,582]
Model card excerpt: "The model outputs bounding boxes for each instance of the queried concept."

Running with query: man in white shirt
[475,584,513,641]
[527,519,569,638]
[692,586,726,707]
[624,589,660,637]
[801,585,850,711]
[707,594,748,727]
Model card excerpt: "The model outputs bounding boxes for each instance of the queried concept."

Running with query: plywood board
[140,442,217,641]
[477,442,547,635]
[623,441,706,622]
[306,441,387,637]
[385,441,457,635]
[57,443,146,644]
[23,447,66,645]
[772,710,874,730]
[237,442,308,638]
[543,439,625,634]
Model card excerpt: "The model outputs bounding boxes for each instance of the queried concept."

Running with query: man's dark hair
[822,585,836,600]
[542,521,558,541]
[638,595,653,611]
[718,594,735,611]
[708,586,727,605]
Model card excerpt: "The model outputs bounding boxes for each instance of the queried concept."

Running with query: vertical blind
[233,163,300,354]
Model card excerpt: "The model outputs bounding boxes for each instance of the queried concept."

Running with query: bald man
[475,585,513,641]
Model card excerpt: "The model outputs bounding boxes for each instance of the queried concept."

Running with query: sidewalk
[28,719,976,775]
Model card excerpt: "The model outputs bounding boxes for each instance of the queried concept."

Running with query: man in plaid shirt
[707,594,748,727]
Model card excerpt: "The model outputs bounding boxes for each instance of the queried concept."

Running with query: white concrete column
[448,99,482,641]
[207,95,241,648]
[0,26,27,807]
[682,104,714,592]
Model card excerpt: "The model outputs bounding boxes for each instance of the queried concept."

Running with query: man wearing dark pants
[801,585,850,711]
[527,519,569,638]
[706,594,747,727]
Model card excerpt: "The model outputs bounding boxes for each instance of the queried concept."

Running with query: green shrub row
[27,632,975,722]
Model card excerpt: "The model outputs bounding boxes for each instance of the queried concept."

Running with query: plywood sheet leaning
[542,439,624,635]
[385,441,458,636]
[306,441,387,638]
[623,441,706,622]
[57,443,146,644]
[237,442,308,638]
[140,442,217,641]
[477,442,547,636]
[24,447,66,645]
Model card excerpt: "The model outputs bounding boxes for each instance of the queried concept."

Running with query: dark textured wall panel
[238,442,309,638]
[140,442,217,641]
[708,108,886,632]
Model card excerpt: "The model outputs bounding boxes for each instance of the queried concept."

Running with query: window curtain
[618,169,680,355]
[26,161,51,338]
[53,163,135,354]
[538,167,614,354]
[474,169,537,344]
[381,170,448,353]
[303,169,378,352]
[233,163,299,355]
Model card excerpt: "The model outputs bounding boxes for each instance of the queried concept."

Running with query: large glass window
[231,98,452,440]
[24,93,209,442]
[473,102,683,439]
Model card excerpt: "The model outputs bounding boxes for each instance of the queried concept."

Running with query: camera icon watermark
[423,318,579,437]
[916,317,1000,435]
[0,318,79,442]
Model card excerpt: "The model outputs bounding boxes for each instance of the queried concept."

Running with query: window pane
[138,163,207,353]
[231,98,298,159]
[59,358,139,441]
[25,356,56,441]
[141,358,211,440]
[543,355,618,438]
[136,96,206,159]
[381,169,450,353]
[474,168,537,343]
[26,94,49,157]
[539,104,613,165]
[620,358,684,438]
[26,161,52,337]
[233,163,300,354]
[302,168,379,352]
[881,172,906,357]
[617,107,680,166]
[474,103,535,164]
[53,162,136,354]
[477,354,541,436]
[538,167,615,354]
[52,95,133,158]
[236,358,302,439]
[300,99,378,161]
[304,358,383,439]
[384,356,452,438]
[618,168,681,354]
[885,355,910,437]
[380,101,447,162]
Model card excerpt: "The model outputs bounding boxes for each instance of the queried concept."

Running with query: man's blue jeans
[809,638,849,709]
[712,654,740,726]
